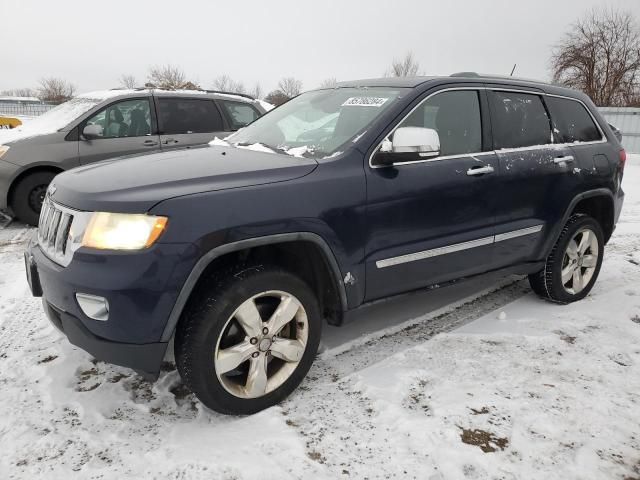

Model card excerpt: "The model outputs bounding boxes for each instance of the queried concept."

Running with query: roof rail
[450,72,480,77]
[449,72,551,85]
[110,87,148,91]
[202,90,255,100]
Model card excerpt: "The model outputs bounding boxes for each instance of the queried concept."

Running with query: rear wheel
[528,214,604,304]
[175,265,322,415]
[11,171,57,226]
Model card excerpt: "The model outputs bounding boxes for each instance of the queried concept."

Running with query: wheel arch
[160,232,348,342]
[544,189,615,257]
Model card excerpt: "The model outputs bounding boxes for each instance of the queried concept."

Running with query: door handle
[553,155,574,164]
[163,138,179,145]
[143,140,158,147]
[467,165,494,176]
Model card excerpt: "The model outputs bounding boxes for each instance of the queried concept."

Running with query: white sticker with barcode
[341,97,389,107]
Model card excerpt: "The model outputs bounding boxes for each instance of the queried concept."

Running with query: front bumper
[42,299,167,379]
[27,238,198,378]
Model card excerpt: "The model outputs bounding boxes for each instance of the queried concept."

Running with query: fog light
[76,293,109,321]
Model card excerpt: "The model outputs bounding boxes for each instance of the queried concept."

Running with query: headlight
[81,212,168,250]
[0,145,9,160]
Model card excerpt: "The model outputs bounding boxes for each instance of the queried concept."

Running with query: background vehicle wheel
[11,171,57,226]
[175,265,322,415]
[528,214,604,304]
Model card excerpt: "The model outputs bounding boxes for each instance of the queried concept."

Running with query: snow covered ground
[0,158,639,479]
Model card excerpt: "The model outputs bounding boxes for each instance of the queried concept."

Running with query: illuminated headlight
[0,145,9,160]
[81,212,168,250]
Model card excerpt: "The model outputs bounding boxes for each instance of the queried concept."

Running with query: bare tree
[248,83,263,99]
[387,52,420,77]
[147,65,198,90]
[212,75,246,94]
[551,8,640,106]
[120,74,137,89]
[319,77,338,88]
[38,77,75,104]
[278,77,302,98]
[264,90,290,106]
[1,88,38,98]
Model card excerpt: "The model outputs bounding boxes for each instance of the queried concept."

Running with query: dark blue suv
[25,75,626,414]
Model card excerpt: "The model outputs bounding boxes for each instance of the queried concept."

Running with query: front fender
[158,232,348,342]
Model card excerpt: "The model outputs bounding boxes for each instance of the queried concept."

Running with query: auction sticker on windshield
[342,97,389,107]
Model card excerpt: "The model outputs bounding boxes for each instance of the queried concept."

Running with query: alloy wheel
[561,227,599,295]
[214,290,308,399]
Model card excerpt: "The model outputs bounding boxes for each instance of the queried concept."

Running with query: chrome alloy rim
[561,228,599,295]
[214,291,308,399]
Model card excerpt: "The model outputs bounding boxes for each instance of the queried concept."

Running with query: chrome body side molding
[376,224,544,269]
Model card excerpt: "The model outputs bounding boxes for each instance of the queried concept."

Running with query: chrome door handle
[163,138,179,145]
[143,140,158,147]
[554,155,574,164]
[467,165,495,176]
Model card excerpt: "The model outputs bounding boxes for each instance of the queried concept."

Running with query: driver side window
[397,90,482,157]
[85,98,152,139]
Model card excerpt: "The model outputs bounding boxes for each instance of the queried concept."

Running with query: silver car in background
[0,89,269,225]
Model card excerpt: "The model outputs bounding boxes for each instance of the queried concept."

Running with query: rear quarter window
[219,100,260,130]
[545,96,602,143]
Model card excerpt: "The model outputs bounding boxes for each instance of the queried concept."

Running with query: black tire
[11,171,57,226]
[175,265,322,415]
[528,214,604,304]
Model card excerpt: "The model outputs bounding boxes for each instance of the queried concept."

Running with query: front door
[155,97,227,150]
[78,97,160,164]
[365,88,500,301]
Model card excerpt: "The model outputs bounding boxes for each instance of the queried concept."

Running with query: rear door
[78,97,160,164]
[545,95,609,177]
[156,97,227,149]
[488,89,578,266]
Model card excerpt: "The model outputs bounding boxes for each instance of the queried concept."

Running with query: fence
[0,102,55,118]
[599,107,640,154]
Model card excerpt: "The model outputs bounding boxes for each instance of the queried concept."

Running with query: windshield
[27,97,104,131]
[0,96,110,144]
[226,87,405,158]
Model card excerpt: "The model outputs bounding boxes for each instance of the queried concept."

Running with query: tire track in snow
[280,279,530,478]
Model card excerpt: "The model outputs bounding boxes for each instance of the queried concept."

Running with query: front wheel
[175,266,322,415]
[11,171,57,226]
[529,214,604,304]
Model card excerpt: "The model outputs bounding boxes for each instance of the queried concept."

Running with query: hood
[51,145,318,213]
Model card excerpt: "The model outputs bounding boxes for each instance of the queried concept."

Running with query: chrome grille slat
[55,213,72,254]
[47,210,61,247]
[41,204,55,242]
[37,198,81,267]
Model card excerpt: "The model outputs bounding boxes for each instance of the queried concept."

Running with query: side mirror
[391,127,440,156]
[82,124,103,140]
[375,127,441,167]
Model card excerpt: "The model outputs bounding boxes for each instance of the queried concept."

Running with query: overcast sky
[2,0,639,96]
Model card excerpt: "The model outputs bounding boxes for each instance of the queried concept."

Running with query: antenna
[510,64,517,76]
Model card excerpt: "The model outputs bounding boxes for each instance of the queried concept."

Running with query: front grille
[38,197,74,265]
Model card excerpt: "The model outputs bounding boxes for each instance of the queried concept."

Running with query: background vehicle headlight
[0,145,9,160]
[81,212,168,250]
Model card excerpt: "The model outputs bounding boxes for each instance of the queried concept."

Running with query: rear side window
[399,90,482,156]
[545,96,602,143]
[219,100,260,129]
[157,98,223,134]
[489,91,552,149]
